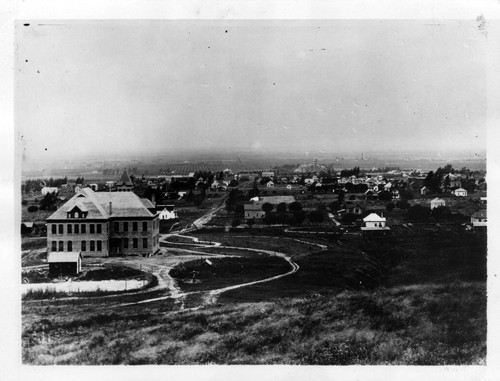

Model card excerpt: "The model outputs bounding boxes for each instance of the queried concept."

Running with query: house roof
[140,198,155,209]
[431,198,445,203]
[363,213,386,222]
[47,188,156,220]
[116,170,133,186]
[455,188,467,192]
[48,252,81,263]
[244,204,264,211]
[471,210,487,219]
[260,195,296,205]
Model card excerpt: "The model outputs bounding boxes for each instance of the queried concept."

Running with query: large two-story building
[46,187,160,257]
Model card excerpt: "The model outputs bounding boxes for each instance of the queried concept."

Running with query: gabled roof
[260,195,296,205]
[454,188,467,192]
[431,198,445,202]
[140,198,155,209]
[244,203,265,211]
[363,213,386,222]
[47,188,156,220]
[471,210,487,219]
[116,170,133,186]
[48,252,81,263]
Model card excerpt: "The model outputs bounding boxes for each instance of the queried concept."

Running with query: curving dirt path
[117,234,303,308]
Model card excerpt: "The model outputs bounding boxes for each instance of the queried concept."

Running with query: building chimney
[109,202,112,215]
[151,193,156,207]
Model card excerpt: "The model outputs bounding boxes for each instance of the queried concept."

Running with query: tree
[288,201,302,212]
[386,202,395,212]
[263,212,277,225]
[231,219,241,228]
[398,189,414,200]
[406,205,431,222]
[396,199,409,209]
[261,202,274,214]
[39,192,58,211]
[27,205,38,213]
[309,210,325,224]
[276,202,287,214]
[378,190,393,202]
[431,205,452,221]
[342,213,358,224]
[293,210,306,226]
[246,218,255,228]
[235,204,245,217]
[328,201,342,212]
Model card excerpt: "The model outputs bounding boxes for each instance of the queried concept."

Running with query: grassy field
[22,281,485,365]
[21,226,487,364]
[170,256,291,292]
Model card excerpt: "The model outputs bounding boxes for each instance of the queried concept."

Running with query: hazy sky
[16,20,487,163]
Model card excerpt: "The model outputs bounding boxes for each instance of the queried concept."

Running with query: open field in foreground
[22,282,485,365]
[21,227,486,365]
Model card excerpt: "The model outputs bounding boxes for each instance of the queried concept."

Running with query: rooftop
[48,252,82,263]
[47,188,156,220]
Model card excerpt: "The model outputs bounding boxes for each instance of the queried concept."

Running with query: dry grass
[22,281,486,365]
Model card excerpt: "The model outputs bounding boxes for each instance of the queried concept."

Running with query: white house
[430,198,446,210]
[453,188,468,197]
[266,180,275,188]
[41,187,58,195]
[158,205,178,220]
[361,213,390,231]
[244,203,265,219]
[471,210,487,228]
[48,251,82,276]
[420,186,430,195]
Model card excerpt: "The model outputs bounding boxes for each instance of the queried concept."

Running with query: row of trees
[22,177,69,194]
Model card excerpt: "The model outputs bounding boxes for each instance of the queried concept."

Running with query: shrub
[27,205,38,213]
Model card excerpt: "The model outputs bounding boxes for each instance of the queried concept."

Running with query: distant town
[21,154,487,365]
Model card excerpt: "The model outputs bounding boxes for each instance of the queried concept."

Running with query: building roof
[431,198,445,203]
[48,252,81,263]
[47,188,156,220]
[454,188,467,192]
[363,213,386,222]
[140,198,155,209]
[244,203,265,211]
[116,170,133,186]
[471,210,487,219]
[259,195,296,205]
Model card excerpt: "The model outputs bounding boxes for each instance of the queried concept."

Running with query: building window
[143,238,148,249]
[82,241,86,251]
[74,224,79,234]
[133,238,138,248]
[90,224,95,234]
[124,238,129,249]
[133,222,138,231]
[67,241,72,252]
[51,241,57,251]
[90,241,95,251]
[58,224,63,234]
[97,224,102,234]
[81,224,86,234]
[51,224,56,234]
[114,222,119,232]
[143,221,148,231]
[58,241,64,251]
[67,224,72,234]
[124,222,128,232]
[97,240,102,251]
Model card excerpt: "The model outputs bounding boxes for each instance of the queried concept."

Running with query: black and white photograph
[4,1,500,379]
